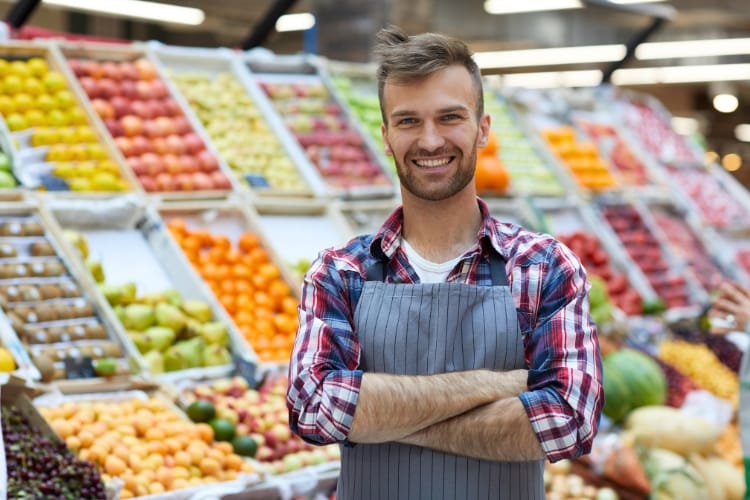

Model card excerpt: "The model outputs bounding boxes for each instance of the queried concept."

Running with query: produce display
[542,125,618,191]
[3,403,107,499]
[0,54,132,191]
[66,55,232,193]
[181,374,340,473]
[36,393,257,498]
[169,70,310,193]
[0,148,18,188]
[165,216,299,363]
[256,77,392,193]
[0,215,132,382]
[485,96,565,196]
[599,203,692,309]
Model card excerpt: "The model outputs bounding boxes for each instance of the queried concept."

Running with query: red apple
[210,171,232,190]
[119,79,138,99]
[130,100,152,119]
[128,157,147,176]
[91,99,115,120]
[163,154,182,175]
[103,119,124,138]
[120,115,144,137]
[165,134,186,155]
[144,99,167,118]
[154,116,176,136]
[82,60,103,79]
[155,172,177,191]
[178,154,199,174]
[118,62,139,81]
[163,98,183,117]
[143,120,164,138]
[135,58,157,81]
[151,137,168,155]
[197,150,218,172]
[110,96,131,118]
[138,175,158,192]
[255,446,275,462]
[141,153,165,176]
[114,136,134,156]
[136,80,153,100]
[175,173,194,191]
[172,115,191,135]
[68,59,86,78]
[182,132,204,154]
[131,135,152,155]
[149,80,169,99]
[78,76,98,97]
[100,61,122,81]
[191,172,214,191]
[97,78,119,98]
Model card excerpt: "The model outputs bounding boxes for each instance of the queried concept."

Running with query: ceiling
[7,0,750,182]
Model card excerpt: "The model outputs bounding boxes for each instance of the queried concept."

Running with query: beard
[388,138,479,202]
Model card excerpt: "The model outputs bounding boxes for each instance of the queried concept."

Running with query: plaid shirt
[287,198,603,462]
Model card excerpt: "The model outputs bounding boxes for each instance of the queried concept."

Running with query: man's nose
[417,121,445,151]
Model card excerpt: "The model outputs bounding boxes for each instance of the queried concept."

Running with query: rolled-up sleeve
[518,241,603,462]
[287,251,363,445]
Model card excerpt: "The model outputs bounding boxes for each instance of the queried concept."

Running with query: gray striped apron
[338,251,545,499]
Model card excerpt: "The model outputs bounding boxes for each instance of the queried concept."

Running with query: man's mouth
[412,156,454,168]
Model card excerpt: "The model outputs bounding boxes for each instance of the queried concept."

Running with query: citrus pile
[167,218,299,362]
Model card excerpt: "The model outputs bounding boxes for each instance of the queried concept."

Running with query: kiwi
[38,284,62,300]
[33,304,57,323]
[100,342,122,358]
[0,222,24,237]
[7,312,24,333]
[4,285,20,302]
[13,306,37,323]
[0,243,17,258]
[25,329,50,344]
[28,262,46,277]
[45,326,65,343]
[72,301,94,318]
[54,303,72,320]
[32,353,56,382]
[67,324,88,341]
[59,282,80,298]
[29,241,55,257]
[10,263,28,278]
[18,284,41,302]
[22,221,44,237]
[44,260,65,277]
[0,264,14,279]
[85,323,107,339]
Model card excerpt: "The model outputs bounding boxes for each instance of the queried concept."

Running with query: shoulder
[490,219,575,268]
[313,233,376,277]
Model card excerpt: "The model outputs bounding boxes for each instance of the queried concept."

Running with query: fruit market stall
[0,41,139,193]
[150,44,326,199]
[41,195,255,383]
[243,52,396,200]
[55,41,235,197]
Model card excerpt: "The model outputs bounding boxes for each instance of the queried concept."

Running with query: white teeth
[414,158,450,168]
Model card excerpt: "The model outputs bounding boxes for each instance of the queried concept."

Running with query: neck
[401,188,482,263]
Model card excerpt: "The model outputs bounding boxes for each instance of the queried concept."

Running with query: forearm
[398,397,545,462]
[348,369,527,443]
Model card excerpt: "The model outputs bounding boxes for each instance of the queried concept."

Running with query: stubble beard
[388,138,479,202]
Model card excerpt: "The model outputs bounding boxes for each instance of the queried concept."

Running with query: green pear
[128,331,152,354]
[119,282,137,304]
[199,321,228,346]
[86,259,105,283]
[144,326,176,352]
[99,283,134,306]
[163,346,189,372]
[164,288,183,307]
[164,337,204,371]
[155,303,187,334]
[137,291,168,306]
[122,303,155,331]
[202,344,232,367]
[113,304,126,323]
[142,350,164,374]
[181,299,213,323]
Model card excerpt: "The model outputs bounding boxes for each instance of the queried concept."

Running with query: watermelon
[602,348,667,422]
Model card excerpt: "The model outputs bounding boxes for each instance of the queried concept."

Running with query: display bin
[0,199,144,390]
[54,41,238,200]
[334,197,401,238]
[250,197,354,288]
[0,41,140,194]
[148,43,325,199]
[154,200,302,368]
[241,52,397,200]
[32,388,263,500]
[524,195,655,316]
[592,193,707,312]
[40,194,256,384]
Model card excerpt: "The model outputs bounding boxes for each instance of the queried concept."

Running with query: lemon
[0,347,16,372]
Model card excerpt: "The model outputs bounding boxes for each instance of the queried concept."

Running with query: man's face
[381,65,490,202]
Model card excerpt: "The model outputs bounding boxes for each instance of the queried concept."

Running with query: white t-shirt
[401,238,462,283]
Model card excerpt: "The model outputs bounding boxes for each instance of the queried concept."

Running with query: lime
[186,400,216,423]
[208,417,236,442]
[231,435,258,458]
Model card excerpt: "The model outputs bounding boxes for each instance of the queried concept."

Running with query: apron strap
[364,247,508,285]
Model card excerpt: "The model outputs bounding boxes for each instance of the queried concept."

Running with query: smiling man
[287,25,603,499]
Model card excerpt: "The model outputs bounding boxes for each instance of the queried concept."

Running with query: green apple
[0,153,11,172]
[0,170,16,188]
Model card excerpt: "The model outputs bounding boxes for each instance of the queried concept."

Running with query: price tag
[232,352,259,389]
[39,174,69,192]
[244,175,271,188]
[64,356,96,379]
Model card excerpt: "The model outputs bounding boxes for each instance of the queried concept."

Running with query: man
[287,25,603,499]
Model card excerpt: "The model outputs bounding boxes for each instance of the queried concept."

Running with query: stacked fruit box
[244,53,396,200]
[42,195,254,383]
[0,42,138,193]
[55,41,235,198]
[150,44,326,198]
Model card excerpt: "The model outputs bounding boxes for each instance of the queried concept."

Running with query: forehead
[382,65,477,114]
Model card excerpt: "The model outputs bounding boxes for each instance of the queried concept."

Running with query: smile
[412,157,454,168]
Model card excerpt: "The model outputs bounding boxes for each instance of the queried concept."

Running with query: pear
[142,350,164,374]
[63,229,89,259]
[199,321,228,346]
[181,318,202,340]
[86,259,105,283]
[144,326,176,352]
[128,331,152,354]
[119,282,137,304]
[138,291,168,306]
[164,288,183,307]
[122,303,155,331]
[164,337,204,371]
[202,344,232,367]
[99,282,136,306]
[155,303,187,335]
[181,299,213,323]
[113,304,126,323]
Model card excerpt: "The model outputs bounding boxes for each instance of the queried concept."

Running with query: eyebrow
[389,105,470,120]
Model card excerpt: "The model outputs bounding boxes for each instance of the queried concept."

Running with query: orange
[474,154,510,193]
[239,232,260,252]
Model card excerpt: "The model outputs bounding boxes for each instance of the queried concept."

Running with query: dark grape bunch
[2,404,106,499]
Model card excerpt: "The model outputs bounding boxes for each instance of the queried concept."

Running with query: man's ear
[476,113,491,148]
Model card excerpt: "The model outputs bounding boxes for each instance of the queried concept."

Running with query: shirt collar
[369,198,506,261]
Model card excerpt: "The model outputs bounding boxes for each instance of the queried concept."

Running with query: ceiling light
[713,93,739,113]
[275,13,316,32]
[637,38,750,60]
[705,151,719,164]
[42,0,205,25]
[612,63,750,85]
[483,0,665,15]
[722,153,742,172]
[502,70,602,88]
[671,117,699,136]
[735,124,750,142]
[474,45,625,69]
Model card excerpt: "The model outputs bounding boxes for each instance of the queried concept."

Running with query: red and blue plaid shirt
[287,198,603,462]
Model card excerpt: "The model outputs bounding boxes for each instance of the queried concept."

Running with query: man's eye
[398,118,417,125]
[442,114,461,121]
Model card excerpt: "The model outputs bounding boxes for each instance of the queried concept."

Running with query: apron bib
[338,252,545,499]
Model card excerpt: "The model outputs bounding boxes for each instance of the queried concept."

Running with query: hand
[709,282,750,334]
